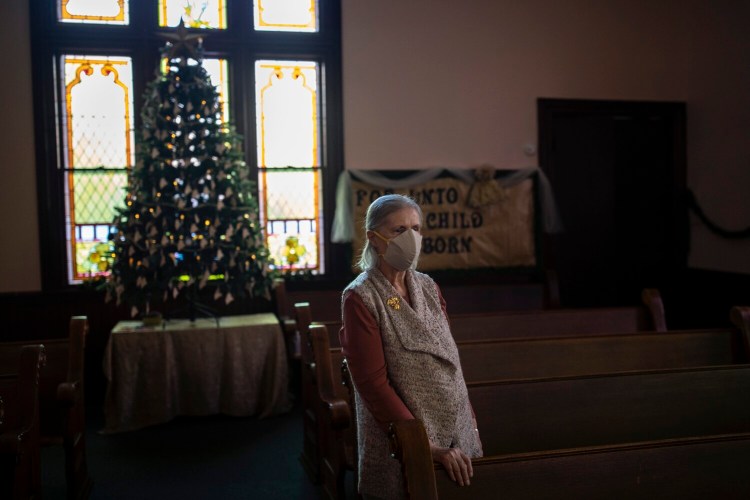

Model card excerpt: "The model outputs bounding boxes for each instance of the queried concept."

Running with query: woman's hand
[430,443,473,486]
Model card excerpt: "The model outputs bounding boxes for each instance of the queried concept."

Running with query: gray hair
[357,194,423,271]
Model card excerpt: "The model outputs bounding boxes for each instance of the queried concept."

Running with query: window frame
[29,0,344,290]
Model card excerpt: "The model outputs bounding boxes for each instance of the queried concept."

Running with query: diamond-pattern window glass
[159,0,227,29]
[263,170,317,220]
[253,0,317,32]
[59,0,129,24]
[73,170,127,224]
[62,55,134,282]
[255,59,322,272]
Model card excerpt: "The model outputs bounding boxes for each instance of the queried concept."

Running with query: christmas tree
[106,23,274,318]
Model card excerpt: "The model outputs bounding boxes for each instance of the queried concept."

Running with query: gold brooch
[386,296,401,310]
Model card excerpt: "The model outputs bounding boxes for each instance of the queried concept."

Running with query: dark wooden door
[538,99,688,307]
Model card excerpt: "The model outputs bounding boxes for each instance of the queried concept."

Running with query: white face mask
[373,228,423,271]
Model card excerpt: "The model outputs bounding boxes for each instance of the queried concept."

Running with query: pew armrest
[320,395,350,430]
[641,288,667,332]
[282,318,297,335]
[56,380,82,406]
[389,419,439,500]
[730,306,750,357]
[0,431,22,454]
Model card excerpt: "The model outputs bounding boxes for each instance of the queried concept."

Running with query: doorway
[538,98,688,307]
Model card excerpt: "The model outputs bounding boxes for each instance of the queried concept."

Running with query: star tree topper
[159,19,204,61]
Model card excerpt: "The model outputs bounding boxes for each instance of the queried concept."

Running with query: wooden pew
[320,323,749,498]
[0,345,45,500]
[320,288,667,349]
[294,302,323,483]
[0,317,92,500]
[389,419,750,500]
[325,326,747,392]
[468,364,750,456]
[297,289,667,493]
[329,303,746,390]
[309,324,357,500]
[316,316,749,499]
[457,327,748,382]
[390,362,750,499]
[274,279,343,360]
[272,278,299,360]
[447,299,664,343]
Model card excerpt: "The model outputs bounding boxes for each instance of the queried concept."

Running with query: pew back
[330,328,746,387]
[0,318,87,442]
[309,324,356,500]
[458,328,746,382]
[324,296,665,349]
[435,435,750,500]
[470,364,750,456]
[0,317,91,500]
[1,340,69,439]
[390,419,750,500]
[0,345,45,500]
[449,306,654,342]
[294,303,322,484]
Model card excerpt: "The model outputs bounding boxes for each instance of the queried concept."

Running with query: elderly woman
[340,194,482,499]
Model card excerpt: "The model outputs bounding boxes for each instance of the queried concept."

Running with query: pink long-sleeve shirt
[339,284,450,431]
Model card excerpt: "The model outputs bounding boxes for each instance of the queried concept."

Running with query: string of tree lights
[106,22,274,318]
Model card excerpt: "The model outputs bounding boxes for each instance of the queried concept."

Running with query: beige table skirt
[102,313,291,433]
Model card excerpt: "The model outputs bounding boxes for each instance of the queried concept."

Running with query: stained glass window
[253,0,317,32]
[59,0,129,24]
[62,55,134,281]
[255,60,322,271]
[33,0,341,287]
[159,0,227,29]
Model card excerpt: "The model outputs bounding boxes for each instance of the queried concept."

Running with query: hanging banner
[345,170,538,271]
